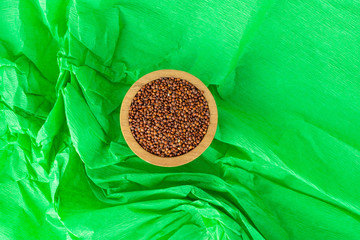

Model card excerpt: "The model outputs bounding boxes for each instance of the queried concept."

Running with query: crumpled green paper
[1,0,360,239]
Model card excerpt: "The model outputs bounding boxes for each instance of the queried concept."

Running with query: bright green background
[1,0,360,239]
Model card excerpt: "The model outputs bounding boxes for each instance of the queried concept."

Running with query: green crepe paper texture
[1,0,360,239]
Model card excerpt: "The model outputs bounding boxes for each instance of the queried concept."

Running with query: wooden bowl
[120,70,218,167]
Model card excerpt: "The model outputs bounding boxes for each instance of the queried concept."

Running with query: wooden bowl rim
[120,69,218,167]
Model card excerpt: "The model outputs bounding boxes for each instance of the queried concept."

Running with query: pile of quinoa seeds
[129,77,210,157]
